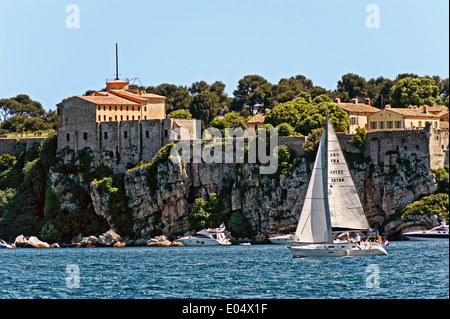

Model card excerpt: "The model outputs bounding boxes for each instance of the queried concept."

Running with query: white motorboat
[0,239,14,249]
[178,223,231,246]
[289,115,388,258]
[403,223,449,241]
[268,234,294,245]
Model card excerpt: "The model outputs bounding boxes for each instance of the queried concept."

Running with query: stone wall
[0,138,45,157]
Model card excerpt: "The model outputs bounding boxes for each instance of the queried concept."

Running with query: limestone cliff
[88,131,439,241]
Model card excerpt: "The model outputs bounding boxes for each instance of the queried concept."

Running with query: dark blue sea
[0,241,448,299]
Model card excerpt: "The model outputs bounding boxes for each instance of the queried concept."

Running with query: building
[334,98,380,134]
[367,104,441,132]
[247,109,269,136]
[57,79,166,129]
[56,78,197,172]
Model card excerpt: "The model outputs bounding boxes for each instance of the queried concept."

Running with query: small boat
[288,115,388,258]
[239,242,252,246]
[268,234,294,245]
[0,239,14,249]
[403,223,449,241]
[178,223,231,246]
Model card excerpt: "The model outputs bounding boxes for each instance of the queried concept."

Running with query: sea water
[0,241,448,299]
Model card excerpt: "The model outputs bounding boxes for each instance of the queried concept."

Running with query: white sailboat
[289,115,388,258]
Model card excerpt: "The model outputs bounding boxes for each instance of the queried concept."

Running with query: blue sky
[0,0,448,110]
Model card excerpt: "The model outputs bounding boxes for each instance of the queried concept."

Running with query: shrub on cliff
[401,193,449,223]
[185,193,230,232]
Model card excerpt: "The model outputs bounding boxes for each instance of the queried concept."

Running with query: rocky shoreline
[1,213,444,248]
[0,229,184,249]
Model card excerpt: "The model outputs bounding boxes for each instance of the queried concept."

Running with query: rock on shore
[13,235,50,248]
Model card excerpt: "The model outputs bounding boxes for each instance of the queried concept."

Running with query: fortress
[55,78,198,172]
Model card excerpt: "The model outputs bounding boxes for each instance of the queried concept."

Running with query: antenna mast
[115,43,119,80]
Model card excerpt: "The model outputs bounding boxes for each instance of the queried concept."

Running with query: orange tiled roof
[335,102,380,114]
[247,113,265,124]
[78,93,140,105]
[386,108,441,118]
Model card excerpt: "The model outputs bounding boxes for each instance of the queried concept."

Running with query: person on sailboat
[356,233,361,243]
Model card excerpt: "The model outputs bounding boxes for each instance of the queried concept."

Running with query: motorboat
[0,239,14,249]
[288,116,388,258]
[178,223,231,246]
[268,234,294,245]
[403,223,449,241]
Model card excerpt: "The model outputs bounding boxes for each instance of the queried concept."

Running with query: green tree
[337,73,367,101]
[0,154,16,171]
[230,75,272,115]
[168,109,192,119]
[349,127,367,149]
[189,91,221,130]
[276,123,295,136]
[185,193,230,231]
[390,77,440,108]
[433,165,449,194]
[146,83,193,114]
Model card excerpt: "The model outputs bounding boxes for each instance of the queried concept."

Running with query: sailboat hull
[289,241,387,258]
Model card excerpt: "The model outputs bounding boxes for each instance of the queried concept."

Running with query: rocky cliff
[88,130,439,241]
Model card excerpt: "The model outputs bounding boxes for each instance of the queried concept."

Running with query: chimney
[408,105,413,109]
[365,98,371,105]
[334,98,340,104]
[351,98,358,104]
[423,105,428,114]
[385,104,391,109]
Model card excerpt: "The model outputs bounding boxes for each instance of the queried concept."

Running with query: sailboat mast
[323,114,333,243]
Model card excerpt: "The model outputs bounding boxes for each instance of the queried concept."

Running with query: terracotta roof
[386,108,441,118]
[440,121,449,129]
[247,113,265,124]
[335,102,380,114]
[110,89,166,101]
[78,93,140,105]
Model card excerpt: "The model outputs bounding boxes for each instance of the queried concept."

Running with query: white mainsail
[326,119,370,231]
[293,129,333,244]
[293,116,369,245]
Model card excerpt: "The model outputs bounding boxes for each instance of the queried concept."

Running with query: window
[145,130,149,138]
[109,106,111,111]
[98,115,101,121]
[150,107,152,112]
[115,116,117,121]
[126,106,129,111]
[115,106,117,111]
[132,115,135,120]
[132,106,134,111]
[164,129,168,137]
[104,132,108,139]
[395,121,402,128]
[387,121,393,129]
[370,121,377,130]
[121,106,123,111]
[127,116,129,120]
[144,107,146,112]
[121,115,123,121]
[124,131,128,138]
[158,99,161,103]
[138,116,140,120]
[379,121,385,129]
[66,133,70,141]
[149,99,152,103]
[418,121,422,127]
[104,106,106,111]
[144,116,147,120]
[83,132,88,140]
[97,106,100,111]
[104,115,106,121]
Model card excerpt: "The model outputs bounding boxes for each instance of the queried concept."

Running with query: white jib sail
[326,119,370,231]
[293,129,333,244]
